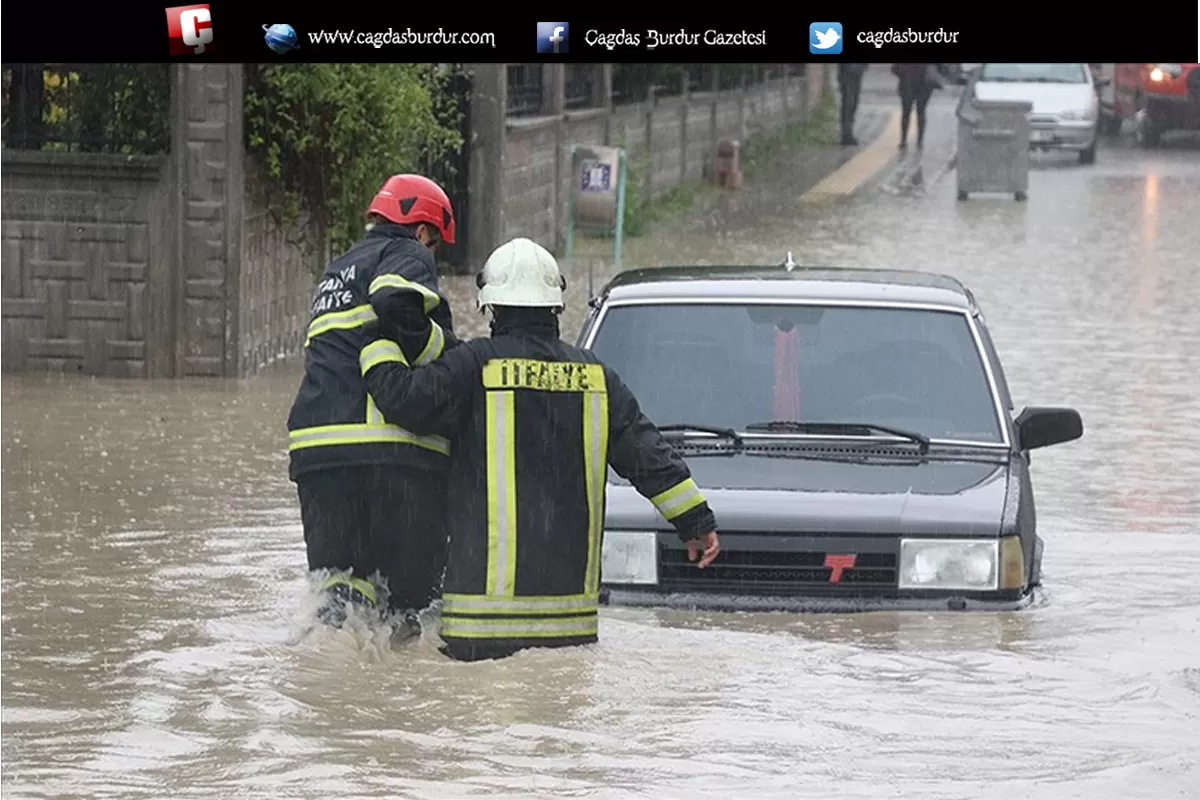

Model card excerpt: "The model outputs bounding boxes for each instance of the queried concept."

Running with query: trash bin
[955,98,1032,201]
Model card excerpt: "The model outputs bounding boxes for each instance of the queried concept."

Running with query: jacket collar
[366,221,417,241]
[490,308,561,339]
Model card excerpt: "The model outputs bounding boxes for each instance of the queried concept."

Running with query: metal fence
[564,64,593,110]
[1,63,171,154]
[507,64,806,117]
[507,65,543,117]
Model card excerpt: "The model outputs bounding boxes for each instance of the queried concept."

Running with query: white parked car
[973,63,1100,164]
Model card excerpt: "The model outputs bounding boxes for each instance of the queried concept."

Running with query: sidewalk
[874,86,962,197]
[795,69,962,202]
[692,105,895,231]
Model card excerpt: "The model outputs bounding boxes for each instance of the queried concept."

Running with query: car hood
[974,81,1095,115]
[606,451,1010,536]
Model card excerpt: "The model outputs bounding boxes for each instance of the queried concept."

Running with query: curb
[800,111,901,200]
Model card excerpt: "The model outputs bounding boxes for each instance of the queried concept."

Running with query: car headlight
[1150,63,1182,81]
[1059,108,1095,121]
[899,539,998,590]
[600,531,659,585]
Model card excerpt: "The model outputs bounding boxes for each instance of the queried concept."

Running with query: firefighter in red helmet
[287,173,461,637]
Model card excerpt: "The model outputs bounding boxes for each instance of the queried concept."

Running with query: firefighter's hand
[687,531,720,568]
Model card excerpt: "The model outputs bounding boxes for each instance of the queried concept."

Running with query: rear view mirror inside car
[746,305,826,328]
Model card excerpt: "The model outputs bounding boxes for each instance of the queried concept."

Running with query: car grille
[658,546,897,595]
[1188,69,1200,102]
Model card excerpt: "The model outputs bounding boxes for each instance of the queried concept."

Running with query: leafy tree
[244,63,464,258]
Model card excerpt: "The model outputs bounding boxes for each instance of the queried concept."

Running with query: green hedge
[244,63,464,255]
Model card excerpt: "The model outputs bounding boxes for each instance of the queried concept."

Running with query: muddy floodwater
[4,113,1200,798]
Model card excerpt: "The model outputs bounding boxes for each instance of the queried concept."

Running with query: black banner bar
[2,9,1197,62]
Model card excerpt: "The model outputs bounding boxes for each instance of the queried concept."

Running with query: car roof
[598,265,979,312]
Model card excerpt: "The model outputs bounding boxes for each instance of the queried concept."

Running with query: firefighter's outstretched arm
[359,329,477,437]
[367,242,462,366]
[603,367,719,565]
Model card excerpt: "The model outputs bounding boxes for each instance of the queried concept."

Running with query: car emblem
[824,554,857,583]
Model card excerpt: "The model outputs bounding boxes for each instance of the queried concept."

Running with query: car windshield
[587,303,1004,444]
[979,63,1088,83]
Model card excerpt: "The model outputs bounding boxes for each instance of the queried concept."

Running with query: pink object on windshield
[774,327,801,421]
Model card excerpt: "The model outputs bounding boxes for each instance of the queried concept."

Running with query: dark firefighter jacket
[286,222,462,480]
[359,310,717,649]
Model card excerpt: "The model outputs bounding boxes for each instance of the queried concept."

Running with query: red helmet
[366,174,456,244]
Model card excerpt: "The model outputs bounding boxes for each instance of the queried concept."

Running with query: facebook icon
[536,22,569,54]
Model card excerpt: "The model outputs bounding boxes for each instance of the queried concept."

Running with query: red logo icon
[824,554,857,583]
[165,5,213,56]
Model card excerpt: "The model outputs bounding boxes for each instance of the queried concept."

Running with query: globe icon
[263,24,299,54]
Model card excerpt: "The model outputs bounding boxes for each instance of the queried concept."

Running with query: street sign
[581,163,611,193]
[566,144,627,269]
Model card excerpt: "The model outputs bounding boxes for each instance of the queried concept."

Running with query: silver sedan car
[972,63,1101,164]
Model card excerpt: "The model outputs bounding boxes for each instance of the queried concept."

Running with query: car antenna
[783,251,797,272]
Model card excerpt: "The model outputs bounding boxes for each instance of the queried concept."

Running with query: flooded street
[4,90,1200,797]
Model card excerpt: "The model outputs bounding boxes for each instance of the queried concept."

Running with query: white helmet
[476,237,565,310]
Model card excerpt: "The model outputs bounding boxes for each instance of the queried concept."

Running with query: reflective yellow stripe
[305,304,377,346]
[481,358,605,392]
[414,321,445,366]
[440,613,599,640]
[319,574,379,605]
[360,339,406,375]
[288,423,450,455]
[582,379,610,596]
[368,274,441,313]
[365,393,385,425]
[650,477,706,520]
[457,372,605,641]
[442,593,599,616]
[485,390,518,597]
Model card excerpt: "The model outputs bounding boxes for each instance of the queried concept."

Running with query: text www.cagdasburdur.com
[308,28,496,48]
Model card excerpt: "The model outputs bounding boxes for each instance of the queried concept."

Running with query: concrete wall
[1,63,318,379]
[501,67,828,250]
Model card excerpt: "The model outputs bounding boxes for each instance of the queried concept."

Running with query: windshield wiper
[742,420,930,454]
[658,423,744,450]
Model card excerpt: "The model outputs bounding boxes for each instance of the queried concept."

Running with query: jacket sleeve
[378,290,463,367]
[603,365,717,541]
[367,242,459,366]
[358,334,477,438]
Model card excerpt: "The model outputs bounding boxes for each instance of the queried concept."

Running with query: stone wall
[501,67,828,250]
[1,63,319,379]
[1,152,167,377]
[173,63,245,378]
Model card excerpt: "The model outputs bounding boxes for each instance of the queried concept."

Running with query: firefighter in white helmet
[358,237,720,661]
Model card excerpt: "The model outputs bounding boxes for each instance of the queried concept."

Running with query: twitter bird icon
[809,22,843,54]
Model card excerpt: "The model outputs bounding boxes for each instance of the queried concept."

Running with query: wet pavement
[4,85,1200,798]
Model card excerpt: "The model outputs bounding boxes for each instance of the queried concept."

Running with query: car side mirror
[1095,77,1111,88]
[1014,406,1083,451]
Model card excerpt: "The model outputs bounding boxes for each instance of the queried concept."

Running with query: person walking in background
[892,64,943,150]
[837,63,868,146]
